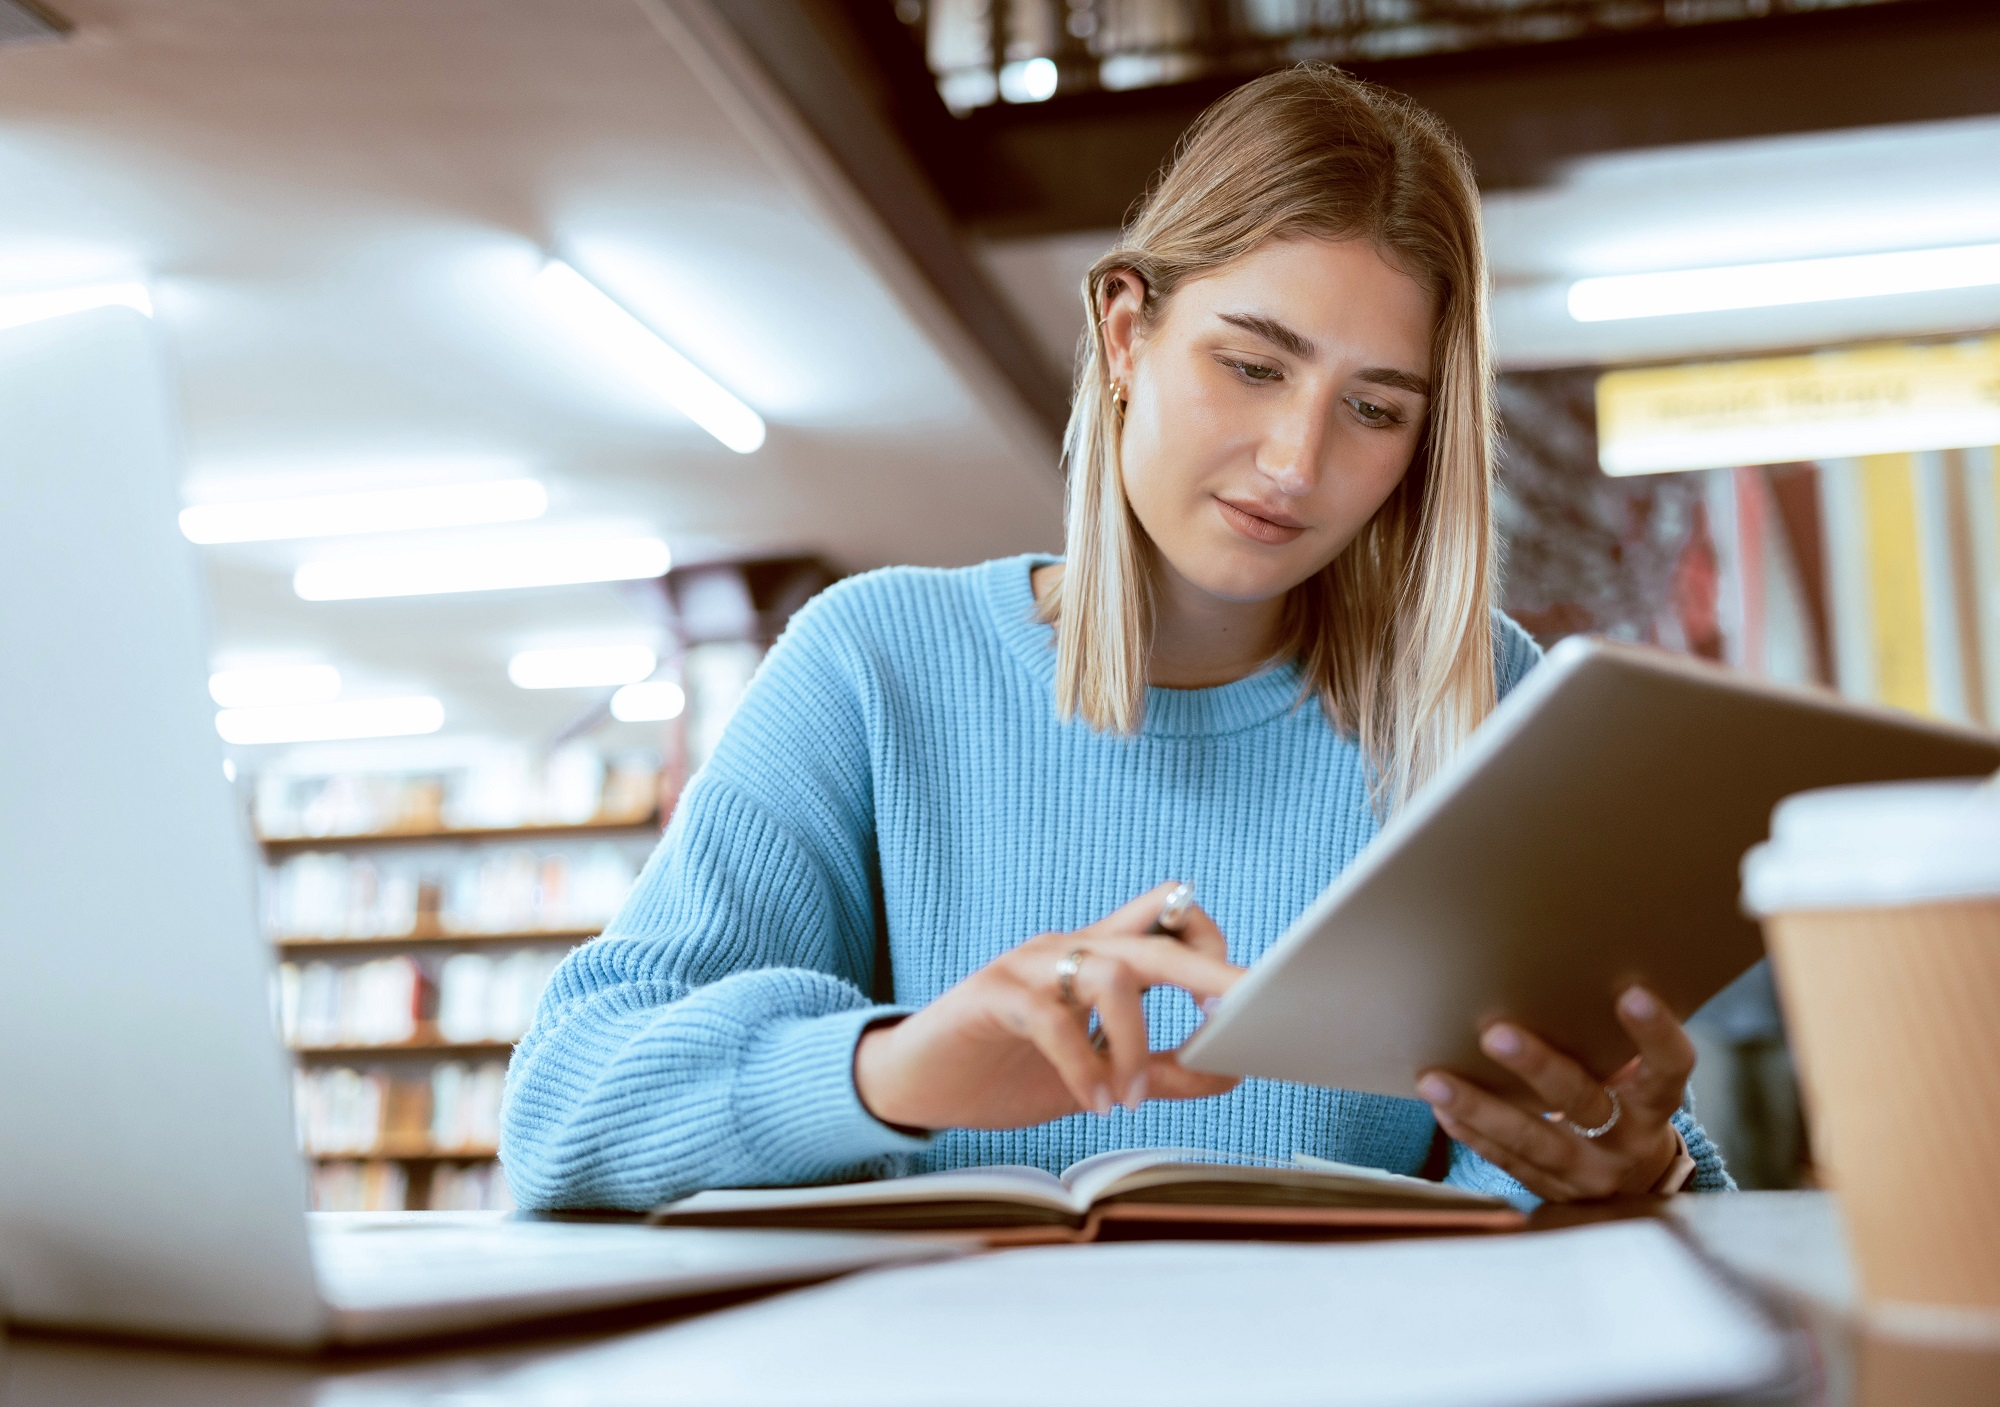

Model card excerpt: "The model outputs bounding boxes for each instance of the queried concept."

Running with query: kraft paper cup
[1742,776,2000,1340]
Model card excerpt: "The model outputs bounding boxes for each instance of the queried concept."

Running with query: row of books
[281,956,426,1048]
[310,1159,516,1213]
[436,950,568,1043]
[253,743,660,839]
[278,948,566,1048]
[310,1159,412,1213]
[293,1060,508,1156]
[265,843,643,939]
[430,1159,517,1213]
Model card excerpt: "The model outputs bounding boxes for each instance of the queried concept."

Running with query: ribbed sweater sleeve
[500,586,929,1210]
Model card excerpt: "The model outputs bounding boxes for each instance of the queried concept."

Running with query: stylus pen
[1091,881,1196,1054]
[1150,879,1195,937]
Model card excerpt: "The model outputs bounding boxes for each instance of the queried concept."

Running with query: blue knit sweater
[502,554,1729,1208]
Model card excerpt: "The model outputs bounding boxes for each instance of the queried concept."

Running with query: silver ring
[1565,1088,1622,1140]
[1055,949,1089,1006]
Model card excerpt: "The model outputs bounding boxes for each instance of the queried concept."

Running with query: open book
[651,1148,1524,1243]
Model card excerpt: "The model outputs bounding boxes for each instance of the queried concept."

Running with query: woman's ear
[1098,269,1148,385]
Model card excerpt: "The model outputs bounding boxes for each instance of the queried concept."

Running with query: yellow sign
[1596,336,2000,476]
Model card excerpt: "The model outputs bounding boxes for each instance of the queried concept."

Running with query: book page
[1288,1151,1511,1202]
[1059,1147,1506,1209]
[654,1165,1076,1220]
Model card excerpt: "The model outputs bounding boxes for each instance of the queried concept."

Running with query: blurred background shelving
[252,557,831,1211]
[266,763,661,1213]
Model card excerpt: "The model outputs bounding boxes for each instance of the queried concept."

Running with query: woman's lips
[1214,496,1307,546]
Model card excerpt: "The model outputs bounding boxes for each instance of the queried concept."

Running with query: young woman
[502,65,1729,1209]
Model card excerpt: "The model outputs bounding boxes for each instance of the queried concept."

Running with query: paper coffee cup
[1742,776,2000,1334]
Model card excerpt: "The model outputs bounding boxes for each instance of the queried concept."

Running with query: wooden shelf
[291,1038,516,1059]
[275,928,595,955]
[258,814,660,855]
[308,1145,499,1162]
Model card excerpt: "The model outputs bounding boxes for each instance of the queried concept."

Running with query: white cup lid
[1741,776,2000,915]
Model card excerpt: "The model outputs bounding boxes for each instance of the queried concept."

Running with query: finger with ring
[1055,948,1089,1007]
[1423,1069,1606,1185]
[1548,1086,1622,1140]
[1480,1022,1626,1144]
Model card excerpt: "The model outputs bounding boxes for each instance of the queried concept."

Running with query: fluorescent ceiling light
[0,281,152,333]
[530,260,766,454]
[508,645,658,690]
[215,696,444,745]
[1569,242,2000,322]
[181,478,547,544]
[208,664,341,708]
[295,535,670,601]
[611,680,686,722]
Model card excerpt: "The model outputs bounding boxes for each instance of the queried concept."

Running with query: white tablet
[1178,637,2000,1102]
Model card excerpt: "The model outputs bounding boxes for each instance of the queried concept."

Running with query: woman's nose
[1258,401,1329,494]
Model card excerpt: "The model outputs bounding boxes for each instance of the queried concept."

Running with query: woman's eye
[1224,359,1282,384]
[1347,397,1399,426]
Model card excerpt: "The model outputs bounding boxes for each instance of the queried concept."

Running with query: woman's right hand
[853,882,1245,1132]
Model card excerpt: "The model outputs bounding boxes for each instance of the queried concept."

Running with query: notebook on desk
[651,1148,1524,1242]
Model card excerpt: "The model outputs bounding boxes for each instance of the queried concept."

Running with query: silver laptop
[0,308,955,1348]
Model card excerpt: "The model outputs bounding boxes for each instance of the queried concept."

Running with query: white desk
[4,1193,1993,1406]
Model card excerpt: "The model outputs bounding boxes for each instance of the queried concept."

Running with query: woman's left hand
[1415,985,1690,1202]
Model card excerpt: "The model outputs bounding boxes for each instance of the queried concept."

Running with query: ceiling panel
[0,0,1063,759]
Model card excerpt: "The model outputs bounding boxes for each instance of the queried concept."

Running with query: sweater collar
[982,554,1309,739]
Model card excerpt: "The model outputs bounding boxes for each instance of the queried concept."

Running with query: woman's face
[1105,236,1436,605]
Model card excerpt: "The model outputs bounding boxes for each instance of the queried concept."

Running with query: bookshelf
[244,558,826,1213]
[258,815,662,856]
[291,1038,517,1058]
[327,1140,501,1161]
[260,780,666,1214]
[274,928,599,956]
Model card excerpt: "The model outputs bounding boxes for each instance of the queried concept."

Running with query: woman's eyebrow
[1217,313,1430,397]
[1357,367,1431,397]
[1217,311,1314,360]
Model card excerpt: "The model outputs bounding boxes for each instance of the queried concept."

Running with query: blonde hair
[1042,63,1497,812]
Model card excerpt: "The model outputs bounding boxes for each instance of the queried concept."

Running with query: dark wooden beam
[944,0,2000,236]
[679,0,1998,431]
